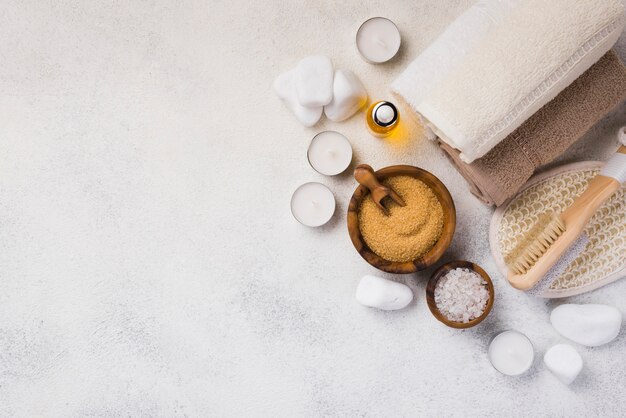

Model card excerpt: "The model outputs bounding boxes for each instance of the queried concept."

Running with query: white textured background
[1,1,625,416]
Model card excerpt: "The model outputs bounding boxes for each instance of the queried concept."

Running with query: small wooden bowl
[426,261,495,329]
[347,165,456,273]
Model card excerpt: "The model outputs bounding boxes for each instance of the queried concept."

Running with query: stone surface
[355,275,413,310]
[550,304,622,347]
[324,69,368,122]
[274,69,323,127]
[295,55,334,107]
[544,344,583,385]
[0,0,625,416]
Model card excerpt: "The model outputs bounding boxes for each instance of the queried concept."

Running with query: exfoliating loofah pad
[490,161,625,298]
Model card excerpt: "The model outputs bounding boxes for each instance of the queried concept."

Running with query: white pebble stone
[295,55,334,107]
[274,69,323,127]
[543,344,583,385]
[355,275,413,310]
[324,69,368,122]
[550,304,622,347]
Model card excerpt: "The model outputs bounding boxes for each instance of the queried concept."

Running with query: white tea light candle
[307,131,352,176]
[356,17,401,63]
[488,330,534,376]
[291,182,335,227]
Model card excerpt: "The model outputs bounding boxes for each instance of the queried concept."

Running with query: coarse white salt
[434,268,489,323]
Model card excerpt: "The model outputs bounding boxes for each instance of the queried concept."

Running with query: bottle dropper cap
[373,101,398,127]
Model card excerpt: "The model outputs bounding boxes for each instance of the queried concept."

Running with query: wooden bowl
[426,260,494,329]
[347,165,456,273]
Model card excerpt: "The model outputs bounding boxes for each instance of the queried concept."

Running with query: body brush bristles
[510,215,565,275]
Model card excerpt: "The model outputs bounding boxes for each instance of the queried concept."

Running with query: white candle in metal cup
[307,131,352,176]
[356,17,401,64]
[290,182,336,227]
[488,330,534,376]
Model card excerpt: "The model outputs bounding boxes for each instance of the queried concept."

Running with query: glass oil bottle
[366,100,399,137]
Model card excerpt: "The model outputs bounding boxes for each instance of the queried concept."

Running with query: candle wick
[312,200,318,206]
[327,149,335,156]
[374,36,386,48]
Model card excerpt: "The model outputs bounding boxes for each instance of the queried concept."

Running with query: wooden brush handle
[562,145,625,229]
[561,176,621,228]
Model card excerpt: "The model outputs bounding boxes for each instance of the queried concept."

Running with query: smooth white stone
[295,55,334,107]
[544,344,583,385]
[355,275,413,310]
[324,69,368,122]
[550,304,622,347]
[274,69,323,127]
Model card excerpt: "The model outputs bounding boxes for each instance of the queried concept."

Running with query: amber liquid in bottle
[366,101,399,137]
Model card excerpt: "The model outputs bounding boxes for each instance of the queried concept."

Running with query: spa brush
[507,128,626,292]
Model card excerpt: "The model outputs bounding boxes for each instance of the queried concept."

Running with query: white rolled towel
[394,0,625,163]
[391,0,520,129]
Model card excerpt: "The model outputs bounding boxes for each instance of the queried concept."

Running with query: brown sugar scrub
[358,175,444,262]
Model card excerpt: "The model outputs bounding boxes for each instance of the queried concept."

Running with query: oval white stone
[274,69,323,127]
[550,304,622,347]
[295,55,334,107]
[543,344,583,385]
[355,275,413,310]
[324,69,368,122]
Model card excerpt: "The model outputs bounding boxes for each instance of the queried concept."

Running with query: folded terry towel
[391,0,520,113]
[395,0,625,163]
[440,51,626,206]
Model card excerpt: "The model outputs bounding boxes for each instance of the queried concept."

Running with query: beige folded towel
[440,50,626,206]
[419,0,625,163]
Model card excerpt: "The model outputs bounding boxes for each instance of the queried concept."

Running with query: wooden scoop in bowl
[353,164,405,214]
[347,164,456,274]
